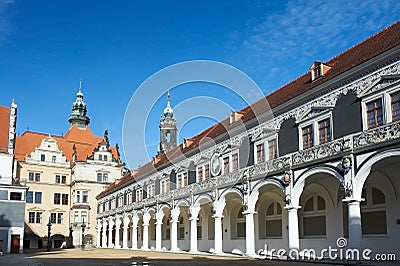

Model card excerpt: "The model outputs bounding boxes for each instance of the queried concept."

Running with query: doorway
[11,235,20,254]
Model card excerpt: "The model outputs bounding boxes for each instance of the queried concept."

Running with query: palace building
[14,85,125,249]
[96,21,400,258]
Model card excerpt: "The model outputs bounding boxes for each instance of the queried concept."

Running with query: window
[97,173,108,182]
[10,192,22,201]
[74,211,79,223]
[223,157,230,174]
[54,193,68,205]
[302,195,326,237]
[136,189,143,202]
[57,213,63,224]
[178,216,185,239]
[28,212,42,224]
[204,164,210,180]
[27,191,42,203]
[256,143,264,163]
[52,156,56,163]
[196,164,210,183]
[28,172,41,182]
[118,195,124,206]
[111,198,116,209]
[318,118,331,144]
[28,212,35,223]
[391,91,400,121]
[366,98,384,129]
[236,207,245,238]
[127,192,132,204]
[40,154,45,162]
[197,167,203,183]
[26,191,33,203]
[177,172,188,189]
[50,213,63,224]
[302,125,314,149]
[62,194,68,205]
[55,175,66,184]
[54,193,61,204]
[75,191,81,203]
[265,202,282,238]
[35,192,42,203]
[232,153,238,171]
[103,155,108,161]
[75,190,88,203]
[81,211,87,223]
[82,191,88,203]
[160,178,170,194]
[99,154,103,161]
[147,183,155,198]
[361,186,387,235]
[268,139,278,160]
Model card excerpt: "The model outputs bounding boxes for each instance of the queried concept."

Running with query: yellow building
[14,87,125,249]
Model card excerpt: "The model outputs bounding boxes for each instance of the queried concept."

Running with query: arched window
[178,216,185,239]
[236,207,245,238]
[265,201,282,238]
[197,216,202,239]
[361,186,387,235]
[302,195,326,237]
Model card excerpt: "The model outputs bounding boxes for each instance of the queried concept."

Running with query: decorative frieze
[353,121,400,149]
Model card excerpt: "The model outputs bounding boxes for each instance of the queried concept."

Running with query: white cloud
[241,0,400,89]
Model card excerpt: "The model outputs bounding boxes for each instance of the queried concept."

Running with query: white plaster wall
[0,153,13,185]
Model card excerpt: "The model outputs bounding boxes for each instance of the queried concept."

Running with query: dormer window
[310,62,331,81]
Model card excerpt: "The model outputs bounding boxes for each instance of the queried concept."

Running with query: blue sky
[0,0,399,168]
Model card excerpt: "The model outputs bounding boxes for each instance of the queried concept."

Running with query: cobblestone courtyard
[1,248,399,266]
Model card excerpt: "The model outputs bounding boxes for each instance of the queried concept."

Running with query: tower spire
[68,81,90,129]
[158,90,177,155]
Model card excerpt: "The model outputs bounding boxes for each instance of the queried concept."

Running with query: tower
[158,91,177,155]
[68,81,90,129]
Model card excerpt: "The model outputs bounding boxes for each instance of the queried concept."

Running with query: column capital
[212,214,223,219]
[342,197,364,204]
[243,210,257,215]
[284,205,301,211]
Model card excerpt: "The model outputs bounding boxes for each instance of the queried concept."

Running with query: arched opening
[255,182,285,252]
[352,153,400,256]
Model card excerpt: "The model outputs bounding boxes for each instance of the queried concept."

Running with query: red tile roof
[0,106,10,153]
[15,124,121,163]
[99,20,400,198]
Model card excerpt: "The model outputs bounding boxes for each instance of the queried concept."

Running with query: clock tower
[158,91,177,155]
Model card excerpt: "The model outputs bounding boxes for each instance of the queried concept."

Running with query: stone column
[131,225,138,250]
[122,219,129,249]
[189,217,198,252]
[108,219,114,248]
[347,200,362,251]
[213,215,223,254]
[115,219,121,248]
[287,207,300,252]
[142,222,149,250]
[170,220,179,251]
[155,221,162,251]
[96,220,102,247]
[102,220,108,248]
[244,211,256,256]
